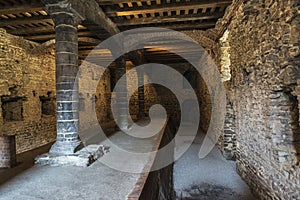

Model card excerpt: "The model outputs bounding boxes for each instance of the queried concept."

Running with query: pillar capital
[41,0,83,27]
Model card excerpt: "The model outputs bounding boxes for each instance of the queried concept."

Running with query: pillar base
[35,144,109,167]
[118,120,131,131]
[49,141,80,156]
[138,113,146,119]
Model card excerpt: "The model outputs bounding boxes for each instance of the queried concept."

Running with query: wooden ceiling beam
[116,11,224,26]
[6,24,54,35]
[23,31,101,41]
[78,37,101,45]
[98,0,149,5]
[140,21,216,31]
[0,1,43,15]
[106,0,232,16]
[79,49,111,55]
[23,34,55,41]
[0,15,51,26]
[53,0,120,36]
[6,24,90,36]
[78,45,97,50]
[146,53,201,57]
[144,47,202,52]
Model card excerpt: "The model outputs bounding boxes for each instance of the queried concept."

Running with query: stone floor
[0,142,53,186]
[0,123,255,200]
[174,134,255,200]
[0,130,162,200]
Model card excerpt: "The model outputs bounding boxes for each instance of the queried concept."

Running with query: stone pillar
[137,71,145,118]
[115,57,129,129]
[46,3,81,155]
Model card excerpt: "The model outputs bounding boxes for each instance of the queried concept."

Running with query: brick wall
[0,29,56,153]
[225,0,300,199]
[0,135,16,168]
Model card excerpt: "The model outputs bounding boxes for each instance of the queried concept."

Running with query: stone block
[35,144,109,167]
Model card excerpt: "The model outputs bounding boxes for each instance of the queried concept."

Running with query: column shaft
[49,11,81,155]
[115,57,129,129]
[137,71,145,118]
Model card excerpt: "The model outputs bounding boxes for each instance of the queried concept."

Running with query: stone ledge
[35,145,109,167]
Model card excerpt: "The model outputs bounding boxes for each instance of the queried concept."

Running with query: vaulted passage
[0,0,300,199]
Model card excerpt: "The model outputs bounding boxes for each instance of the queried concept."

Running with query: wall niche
[39,92,55,116]
[1,96,26,122]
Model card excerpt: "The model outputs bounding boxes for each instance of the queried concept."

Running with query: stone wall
[148,62,213,134]
[225,0,300,199]
[197,72,211,134]
[77,59,173,142]
[77,53,212,140]
[0,29,56,153]
[222,99,236,160]
[78,60,115,132]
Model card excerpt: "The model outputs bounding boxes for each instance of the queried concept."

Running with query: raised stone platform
[35,145,109,167]
[0,128,166,200]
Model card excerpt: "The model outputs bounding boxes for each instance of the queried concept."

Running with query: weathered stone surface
[0,28,56,153]
[45,5,82,156]
[35,144,109,167]
[223,0,300,199]
[222,101,236,160]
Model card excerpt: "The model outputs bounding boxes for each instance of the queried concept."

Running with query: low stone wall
[139,123,175,200]
[128,119,175,200]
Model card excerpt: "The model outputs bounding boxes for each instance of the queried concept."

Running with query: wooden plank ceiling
[0,0,232,62]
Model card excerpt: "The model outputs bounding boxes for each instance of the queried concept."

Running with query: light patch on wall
[220,29,231,82]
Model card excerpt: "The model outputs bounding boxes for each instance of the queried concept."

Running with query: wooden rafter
[0,1,43,15]
[98,0,150,5]
[135,21,216,31]
[61,0,120,35]
[78,37,101,45]
[106,0,232,17]
[0,15,51,26]
[0,0,232,61]
[115,11,225,26]
[5,24,54,35]
[23,31,100,41]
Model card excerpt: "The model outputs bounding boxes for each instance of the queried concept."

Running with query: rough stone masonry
[0,28,56,154]
[222,0,300,199]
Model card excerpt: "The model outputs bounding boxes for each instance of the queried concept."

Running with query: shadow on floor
[174,133,255,200]
[176,183,248,200]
